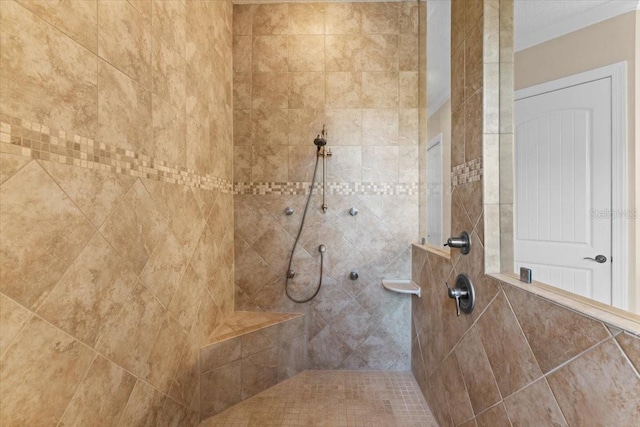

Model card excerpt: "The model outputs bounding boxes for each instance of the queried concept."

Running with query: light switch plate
[519,267,532,284]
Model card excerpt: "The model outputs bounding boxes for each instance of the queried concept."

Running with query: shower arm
[319,146,331,213]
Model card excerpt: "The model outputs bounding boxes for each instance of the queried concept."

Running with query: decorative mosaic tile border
[451,157,482,187]
[0,113,235,193]
[0,113,419,197]
[234,181,419,196]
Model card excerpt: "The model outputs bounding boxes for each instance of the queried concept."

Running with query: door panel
[515,77,612,304]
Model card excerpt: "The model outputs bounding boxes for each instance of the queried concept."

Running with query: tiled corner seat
[199,311,306,419]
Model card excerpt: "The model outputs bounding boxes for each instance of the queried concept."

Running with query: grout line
[55,352,100,427]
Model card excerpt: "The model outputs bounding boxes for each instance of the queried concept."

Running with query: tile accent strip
[234,181,419,196]
[0,113,235,193]
[0,113,418,196]
[452,157,483,187]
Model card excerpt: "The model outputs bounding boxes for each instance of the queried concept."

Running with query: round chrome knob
[349,207,358,216]
[284,207,294,216]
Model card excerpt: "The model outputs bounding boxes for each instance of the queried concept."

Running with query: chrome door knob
[583,255,607,263]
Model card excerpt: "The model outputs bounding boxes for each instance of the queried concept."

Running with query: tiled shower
[0,0,639,426]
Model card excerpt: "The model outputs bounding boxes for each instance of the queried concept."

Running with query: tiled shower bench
[199,311,307,419]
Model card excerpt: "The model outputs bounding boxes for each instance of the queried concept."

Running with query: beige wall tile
[455,327,501,415]
[289,3,325,35]
[152,35,186,110]
[18,0,98,53]
[145,313,189,393]
[362,146,398,182]
[128,0,152,20]
[252,35,288,72]
[233,72,252,110]
[36,234,137,348]
[465,20,484,98]
[98,60,153,154]
[99,180,167,275]
[440,353,474,426]
[399,71,419,108]
[475,403,511,427]
[241,346,278,399]
[251,145,288,182]
[399,2,419,35]
[504,378,568,427]
[0,162,95,310]
[289,35,324,72]
[325,35,362,72]
[153,95,186,165]
[465,91,483,160]
[234,146,252,182]
[325,109,362,145]
[326,72,362,108]
[201,360,242,417]
[362,109,398,145]
[503,285,610,373]
[97,283,166,378]
[327,146,362,183]
[0,154,30,185]
[325,2,361,35]
[399,34,419,71]
[233,4,252,36]
[451,0,466,53]
[288,145,317,182]
[476,292,543,397]
[288,108,325,146]
[399,146,419,183]
[42,161,136,228]
[252,72,289,109]
[289,72,325,109]
[168,265,205,334]
[547,339,640,426]
[58,355,136,426]
[616,332,640,372]
[251,108,288,147]
[451,46,465,111]
[152,0,186,56]
[362,2,398,35]
[0,294,32,356]
[139,232,189,307]
[0,1,98,137]
[98,0,152,88]
[399,108,419,145]
[119,380,165,426]
[253,3,288,36]
[0,317,95,426]
[169,340,200,407]
[362,71,398,108]
[361,34,398,71]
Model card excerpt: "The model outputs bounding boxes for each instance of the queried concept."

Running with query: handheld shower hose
[285,144,325,303]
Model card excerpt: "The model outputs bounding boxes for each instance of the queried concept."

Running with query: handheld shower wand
[315,125,331,213]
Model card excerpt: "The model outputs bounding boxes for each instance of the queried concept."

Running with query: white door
[515,77,612,304]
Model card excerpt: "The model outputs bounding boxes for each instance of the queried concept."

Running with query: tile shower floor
[200,371,437,427]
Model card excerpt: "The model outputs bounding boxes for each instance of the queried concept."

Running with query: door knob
[583,255,607,263]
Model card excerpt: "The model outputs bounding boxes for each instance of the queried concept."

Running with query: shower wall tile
[0,162,95,310]
[17,0,98,53]
[289,3,325,35]
[58,355,137,425]
[98,0,152,88]
[289,35,325,72]
[362,2,399,35]
[289,72,325,109]
[233,2,418,372]
[325,35,362,72]
[253,3,288,36]
[0,1,98,138]
[325,72,363,108]
[362,71,399,108]
[1,0,234,422]
[98,59,153,153]
[325,2,361,35]
[413,4,640,425]
[152,0,186,56]
[0,317,95,427]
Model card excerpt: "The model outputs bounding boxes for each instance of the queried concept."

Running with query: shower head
[313,135,327,147]
[313,125,327,148]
